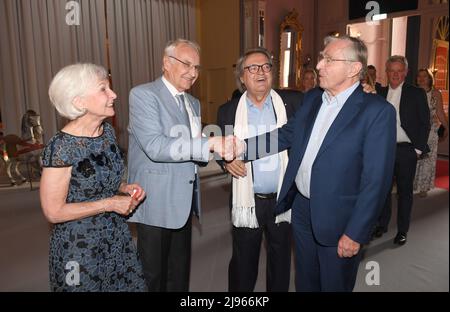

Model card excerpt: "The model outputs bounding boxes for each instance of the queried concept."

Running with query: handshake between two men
[208,135,246,162]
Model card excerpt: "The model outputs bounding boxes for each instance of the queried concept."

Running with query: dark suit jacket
[247,85,397,245]
[379,83,430,154]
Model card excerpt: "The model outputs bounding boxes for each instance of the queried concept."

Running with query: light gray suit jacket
[127,77,209,229]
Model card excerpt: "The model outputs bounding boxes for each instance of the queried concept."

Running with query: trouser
[228,195,291,292]
[136,213,192,292]
[293,193,361,292]
[378,143,417,233]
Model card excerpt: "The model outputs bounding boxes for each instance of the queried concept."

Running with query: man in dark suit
[217,48,303,292]
[245,35,396,291]
[372,56,430,245]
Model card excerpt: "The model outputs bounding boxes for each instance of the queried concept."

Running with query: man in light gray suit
[127,39,236,291]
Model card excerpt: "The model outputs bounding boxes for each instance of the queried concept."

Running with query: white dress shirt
[162,76,203,171]
[295,82,359,199]
[162,76,201,138]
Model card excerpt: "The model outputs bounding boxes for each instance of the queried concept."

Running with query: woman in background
[414,68,448,197]
[301,68,318,92]
[361,70,377,94]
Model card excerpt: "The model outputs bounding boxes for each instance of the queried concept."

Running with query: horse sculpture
[21,110,44,144]
[0,110,44,186]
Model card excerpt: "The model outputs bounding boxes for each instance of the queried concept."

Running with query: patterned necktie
[176,94,191,132]
[175,94,184,110]
[176,93,188,116]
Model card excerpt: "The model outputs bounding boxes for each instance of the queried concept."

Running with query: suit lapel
[399,83,408,121]
[156,78,190,126]
[231,100,240,127]
[278,93,322,199]
[315,87,363,159]
[187,96,200,117]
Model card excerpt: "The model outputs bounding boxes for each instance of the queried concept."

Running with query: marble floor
[0,162,448,292]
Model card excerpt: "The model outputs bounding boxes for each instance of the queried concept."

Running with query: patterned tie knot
[176,94,185,110]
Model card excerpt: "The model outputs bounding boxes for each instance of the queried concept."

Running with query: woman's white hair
[48,63,108,120]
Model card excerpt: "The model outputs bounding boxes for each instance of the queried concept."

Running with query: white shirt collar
[162,76,184,97]
[388,81,405,92]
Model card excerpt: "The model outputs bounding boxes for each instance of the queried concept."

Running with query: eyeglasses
[244,63,272,74]
[317,52,358,65]
[169,56,201,72]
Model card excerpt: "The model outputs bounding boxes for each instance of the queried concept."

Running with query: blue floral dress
[41,122,147,292]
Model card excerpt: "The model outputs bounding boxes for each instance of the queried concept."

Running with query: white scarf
[232,90,291,228]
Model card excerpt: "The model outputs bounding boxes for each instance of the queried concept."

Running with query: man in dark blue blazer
[245,35,396,291]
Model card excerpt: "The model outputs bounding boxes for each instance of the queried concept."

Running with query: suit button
[189,180,194,184]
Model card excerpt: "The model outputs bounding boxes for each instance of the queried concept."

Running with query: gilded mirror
[279,9,303,89]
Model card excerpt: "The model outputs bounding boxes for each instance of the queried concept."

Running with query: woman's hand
[111,183,146,215]
[119,183,146,201]
[108,195,142,216]
[40,170,147,222]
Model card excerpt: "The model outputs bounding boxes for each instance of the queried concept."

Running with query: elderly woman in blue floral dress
[40,63,147,291]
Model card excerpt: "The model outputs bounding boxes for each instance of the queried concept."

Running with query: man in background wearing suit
[127,39,236,291]
[217,48,303,292]
[245,35,396,291]
[372,56,430,245]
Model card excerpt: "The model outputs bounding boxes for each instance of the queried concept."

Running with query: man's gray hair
[324,35,368,79]
[235,47,273,92]
[48,63,108,120]
[386,55,409,70]
[164,38,200,57]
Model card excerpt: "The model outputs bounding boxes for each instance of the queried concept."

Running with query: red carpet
[435,159,449,191]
